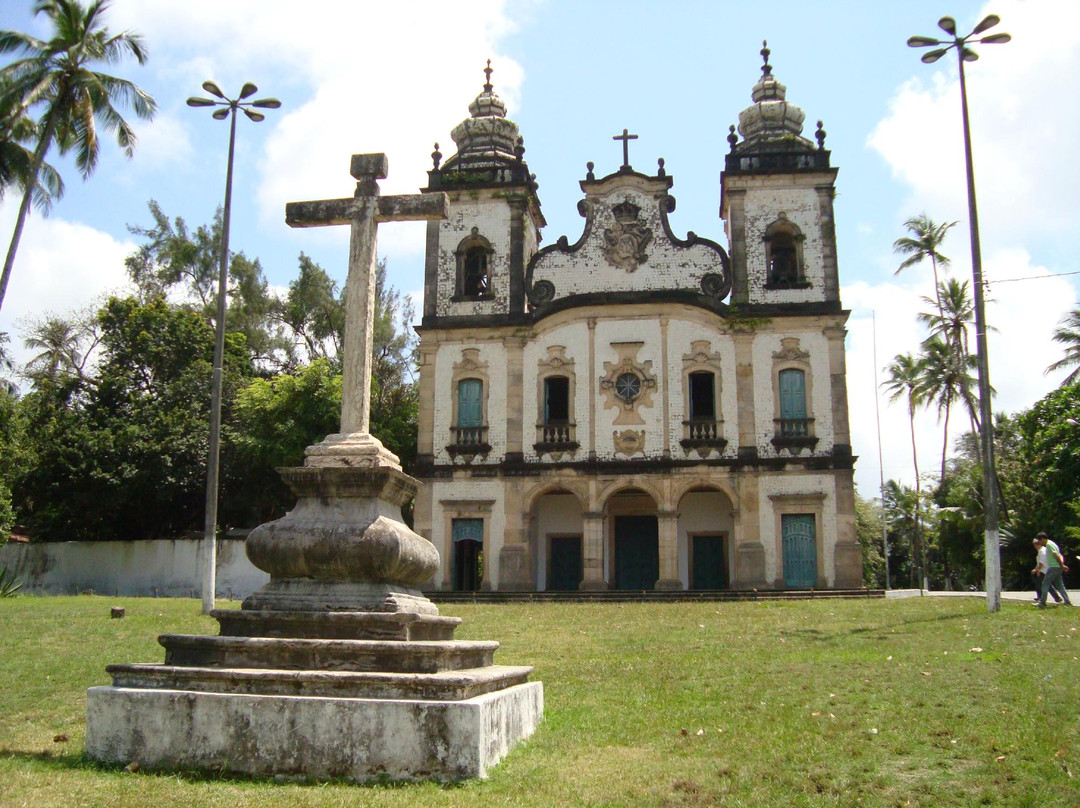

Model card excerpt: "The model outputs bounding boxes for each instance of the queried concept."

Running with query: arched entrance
[530,489,585,591]
[678,487,736,590]
[606,488,659,591]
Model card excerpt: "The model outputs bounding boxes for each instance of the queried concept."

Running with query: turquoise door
[782,514,817,588]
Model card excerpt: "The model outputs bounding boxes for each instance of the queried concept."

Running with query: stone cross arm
[286,193,448,228]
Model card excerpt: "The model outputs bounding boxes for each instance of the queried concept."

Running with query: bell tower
[720,42,840,312]
[420,61,545,326]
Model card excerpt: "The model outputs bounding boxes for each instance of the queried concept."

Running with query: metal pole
[872,311,891,589]
[200,104,238,615]
[956,51,1001,612]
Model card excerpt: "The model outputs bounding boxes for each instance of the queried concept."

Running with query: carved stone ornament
[613,429,646,457]
[771,337,810,363]
[602,199,652,272]
[599,342,656,425]
[453,347,488,373]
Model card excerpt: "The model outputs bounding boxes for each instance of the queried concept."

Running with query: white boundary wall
[0,538,268,599]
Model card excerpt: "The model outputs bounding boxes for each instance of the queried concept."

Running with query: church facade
[413,52,862,592]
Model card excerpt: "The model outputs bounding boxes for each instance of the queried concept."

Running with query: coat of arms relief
[602,199,652,272]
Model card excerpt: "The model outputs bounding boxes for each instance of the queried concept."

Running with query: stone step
[428,588,884,604]
[158,635,499,674]
[211,609,461,641]
[105,663,533,701]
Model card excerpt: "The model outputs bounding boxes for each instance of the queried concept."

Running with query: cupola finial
[483,59,493,93]
[760,40,772,77]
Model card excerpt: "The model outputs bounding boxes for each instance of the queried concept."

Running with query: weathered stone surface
[212,609,461,641]
[85,682,543,782]
[158,635,498,674]
[105,663,532,701]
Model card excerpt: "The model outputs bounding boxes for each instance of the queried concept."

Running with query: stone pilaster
[732,473,766,589]
[579,511,606,590]
[655,510,681,590]
[733,331,758,458]
[498,478,532,590]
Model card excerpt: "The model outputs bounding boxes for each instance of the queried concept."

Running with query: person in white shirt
[1032,532,1071,608]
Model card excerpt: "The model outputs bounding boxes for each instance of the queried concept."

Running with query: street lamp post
[187,82,280,614]
[907,15,1010,612]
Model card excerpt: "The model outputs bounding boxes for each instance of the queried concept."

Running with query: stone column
[732,473,766,589]
[579,511,606,590]
[733,331,758,461]
[655,510,681,590]
[832,472,862,588]
[498,478,532,590]
[416,343,437,461]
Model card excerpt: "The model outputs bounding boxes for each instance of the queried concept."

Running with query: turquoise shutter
[778,369,806,420]
[457,379,483,427]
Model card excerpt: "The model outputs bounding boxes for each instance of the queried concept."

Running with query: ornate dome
[444,60,523,174]
[735,42,814,152]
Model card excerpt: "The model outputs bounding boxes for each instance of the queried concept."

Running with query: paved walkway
[886,588,1076,603]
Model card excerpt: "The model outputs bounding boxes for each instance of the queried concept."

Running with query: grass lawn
[0,596,1077,807]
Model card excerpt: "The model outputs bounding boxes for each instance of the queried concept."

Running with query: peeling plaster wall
[757,473,839,586]
[433,340,508,465]
[429,478,506,590]
[751,330,835,457]
[530,185,726,301]
[436,193,513,318]
[741,183,826,306]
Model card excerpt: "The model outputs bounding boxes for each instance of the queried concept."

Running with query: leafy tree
[881,480,919,588]
[1045,307,1080,386]
[230,359,342,523]
[280,253,344,363]
[0,331,17,395]
[893,213,957,323]
[854,491,887,588]
[0,0,157,315]
[125,200,292,371]
[14,296,253,540]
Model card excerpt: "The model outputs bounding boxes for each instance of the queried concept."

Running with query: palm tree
[0,0,157,316]
[0,98,63,209]
[883,352,927,590]
[1046,307,1080,386]
[918,337,979,482]
[893,213,957,322]
[22,314,95,385]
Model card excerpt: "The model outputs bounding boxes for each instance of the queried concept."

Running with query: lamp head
[938,16,957,35]
[972,14,1000,34]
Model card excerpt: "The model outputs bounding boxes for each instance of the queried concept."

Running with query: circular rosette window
[614,371,642,404]
[529,279,556,306]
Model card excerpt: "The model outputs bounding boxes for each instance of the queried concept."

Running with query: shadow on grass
[0,747,473,790]
[780,608,974,642]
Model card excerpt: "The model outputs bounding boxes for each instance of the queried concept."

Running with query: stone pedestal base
[654,578,683,591]
[733,541,767,589]
[833,541,863,589]
[86,682,542,782]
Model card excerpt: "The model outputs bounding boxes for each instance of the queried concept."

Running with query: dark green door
[691,534,727,590]
[782,514,817,589]
[548,535,582,591]
[614,516,659,591]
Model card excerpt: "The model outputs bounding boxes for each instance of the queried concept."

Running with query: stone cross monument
[85,154,543,781]
[285,153,447,468]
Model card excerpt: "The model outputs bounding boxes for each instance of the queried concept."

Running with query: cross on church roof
[613,128,638,171]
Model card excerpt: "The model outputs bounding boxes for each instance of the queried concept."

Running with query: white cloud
[868,0,1080,249]
[844,246,1076,498]
[0,206,134,371]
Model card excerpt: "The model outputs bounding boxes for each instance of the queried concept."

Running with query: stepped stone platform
[86,608,542,781]
[85,463,543,783]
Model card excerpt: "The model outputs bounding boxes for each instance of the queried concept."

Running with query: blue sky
[1,0,1077,498]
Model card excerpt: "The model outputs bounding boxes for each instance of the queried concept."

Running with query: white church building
[413,51,862,592]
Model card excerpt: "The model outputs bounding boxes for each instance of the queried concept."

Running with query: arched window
[463,247,489,297]
[455,229,495,300]
[763,217,807,288]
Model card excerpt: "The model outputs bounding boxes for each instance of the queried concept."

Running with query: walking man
[1033,532,1071,608]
